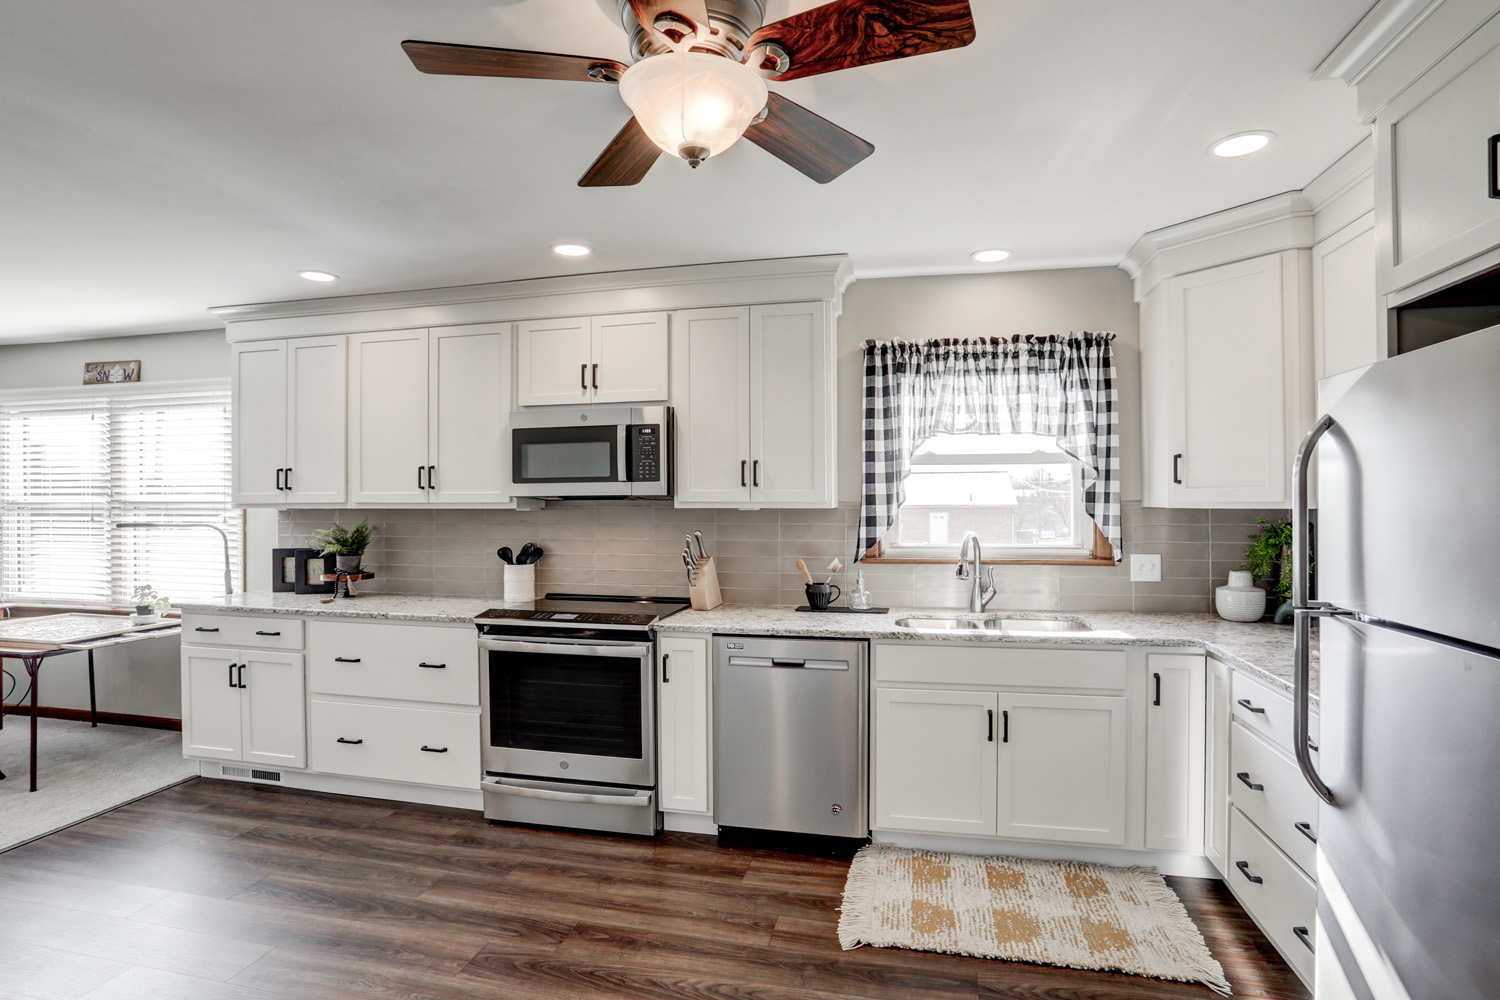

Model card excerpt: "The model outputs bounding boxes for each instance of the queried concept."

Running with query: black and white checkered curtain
[858,334,1121,563]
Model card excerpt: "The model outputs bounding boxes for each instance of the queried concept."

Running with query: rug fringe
[836,843,882,951]
[1126,865,1234,996]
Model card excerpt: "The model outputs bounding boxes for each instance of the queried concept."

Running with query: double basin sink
[894,614,1092,635]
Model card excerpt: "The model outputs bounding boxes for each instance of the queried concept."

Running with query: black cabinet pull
[741,460,747,487]
[1152,672,1161,706]
[1293,925,1314,952]
[334,657,361,663]
[1236,698,1267,715]
[752,460,760,487]
[417,465,426,490]
[196,626,220,633]
[1295,820,1317,843]
[276,468,284,491]
[420,745,449,753]
[1236,771,1264,791]
[1307,738,1319,753]
[591,363,599,390]
[986,709,994,742]
[237,663,246,688]
[1001,709,1009,743]
[336,737,364,745]
[255,631,281,637]
[227,663,237,688]
[418,662,446,669]
[284,467,293,491]
[1490,134,1500,199]
[427,465,435,491]
[581,363,588,390]
[1173,453,1183,484]
[662,652,671,683]
[1234,860,1263,884]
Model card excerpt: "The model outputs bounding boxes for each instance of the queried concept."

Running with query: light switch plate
[1130,554,1162,582]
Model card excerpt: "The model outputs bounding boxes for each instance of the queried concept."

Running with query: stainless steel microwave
[508,405,671,498]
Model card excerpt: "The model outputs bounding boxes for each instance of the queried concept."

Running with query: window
[877,432,1108,562]
[0,381,242,605]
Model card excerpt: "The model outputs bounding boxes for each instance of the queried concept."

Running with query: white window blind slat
[0,384,242,605]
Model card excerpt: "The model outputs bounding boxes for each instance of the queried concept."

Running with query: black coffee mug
[805,582,841,611]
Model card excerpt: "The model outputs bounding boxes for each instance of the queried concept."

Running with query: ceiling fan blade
[402,40,627,83]
[743,92,874,184]
[744,0,975,82]
[579,117,662,187]
[627,0,712,45]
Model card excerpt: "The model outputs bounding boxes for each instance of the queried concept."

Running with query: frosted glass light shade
[619,52,768,165]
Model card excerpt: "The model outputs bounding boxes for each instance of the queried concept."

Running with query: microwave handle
[618,423,629,482]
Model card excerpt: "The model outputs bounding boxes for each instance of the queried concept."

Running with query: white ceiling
[1,0,1373,343]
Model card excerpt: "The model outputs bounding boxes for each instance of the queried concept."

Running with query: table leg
[27,654,41,792]
[88,649,97,727]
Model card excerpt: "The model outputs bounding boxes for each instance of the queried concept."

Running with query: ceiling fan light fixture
[971,249,1011,263]
[552,243,592,257]
[619,52,768,165]
[298,270,339,282]
[1211,131,1274,157]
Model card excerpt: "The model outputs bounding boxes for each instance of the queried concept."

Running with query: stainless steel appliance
[508,405,671,499]
[1295,327,1500,1000]
[712,635,868,838]
[475,593,688,836]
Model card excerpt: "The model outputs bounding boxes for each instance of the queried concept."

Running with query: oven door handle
[479,638,654,659]
[482,778,653,807]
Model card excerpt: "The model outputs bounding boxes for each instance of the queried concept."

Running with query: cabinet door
[348,329,430,504]
[1205,657,1232,875]
[181,645,243,761]
[996,692,1127,845]
[241,650,306,769]
[873,687,998,836]
[516,317,592,406]
[657,635,711,814]
[285,336,347,504]
[231,341,288,505]
[1313,215,1379,379]
[591,312,669,404]
[671,307,752,504]
[749,303,833,506]
[1144,654,1207,853]
[429,324,511,504]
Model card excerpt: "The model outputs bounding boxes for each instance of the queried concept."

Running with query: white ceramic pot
[1216,570,1267,622]
[504,563,536,603]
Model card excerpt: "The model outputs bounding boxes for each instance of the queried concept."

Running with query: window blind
[0,383,242,605]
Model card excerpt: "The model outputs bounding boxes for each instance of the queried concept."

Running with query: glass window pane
[896,462,1076,549]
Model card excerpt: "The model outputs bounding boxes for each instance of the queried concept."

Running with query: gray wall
[0,329,230,388]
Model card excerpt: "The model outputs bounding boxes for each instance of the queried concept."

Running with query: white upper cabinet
[232,337,346,506]
[1313,214,1379,379]
[672,302,835,508]
[516,312,668,406]
[1144,654,1207,854]
[349,325,512,505]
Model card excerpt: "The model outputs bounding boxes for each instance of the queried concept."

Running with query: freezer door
[1318,615,1500,999]
[1317,326,1500,649]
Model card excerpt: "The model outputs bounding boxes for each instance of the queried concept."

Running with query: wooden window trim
[862,524,1115,567]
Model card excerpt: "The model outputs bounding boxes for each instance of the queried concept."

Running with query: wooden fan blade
[628,0,711,44]
[402,40,627,83]
[745,0,975,82]
[743,92,874,183]
[579,117,662,187]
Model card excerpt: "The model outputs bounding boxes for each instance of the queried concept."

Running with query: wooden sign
[84,360,141,385]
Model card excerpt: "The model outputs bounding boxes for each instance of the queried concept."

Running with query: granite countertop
[178,594,1314,701]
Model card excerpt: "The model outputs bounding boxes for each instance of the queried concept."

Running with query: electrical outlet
[1130,554,1162,582]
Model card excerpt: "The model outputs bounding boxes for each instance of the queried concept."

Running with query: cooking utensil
[497,546,513,564]
[525,544,544,564]
[824,558,843,583]
[795,559,814,585]
[516,542,537,565]
[692,530,708,561]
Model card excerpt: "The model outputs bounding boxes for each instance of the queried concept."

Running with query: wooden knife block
[689,556,723,611]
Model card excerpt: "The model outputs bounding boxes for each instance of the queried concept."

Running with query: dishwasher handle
[725,655,849,671]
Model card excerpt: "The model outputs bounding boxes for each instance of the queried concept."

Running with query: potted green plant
[311,518,374,572]
[1242,518,1302,624]
[131,584,171,619]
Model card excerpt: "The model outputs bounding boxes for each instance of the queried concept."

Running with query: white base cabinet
[1144,654,1206,853]
[182,644,306,769]
[874,687,998,836]
[997,692,1128,846]
[657,634,711,815]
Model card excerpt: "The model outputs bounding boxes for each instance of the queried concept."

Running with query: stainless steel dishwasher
[712,635,868,838]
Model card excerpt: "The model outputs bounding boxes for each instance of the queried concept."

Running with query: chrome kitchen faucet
[956,531,996,613]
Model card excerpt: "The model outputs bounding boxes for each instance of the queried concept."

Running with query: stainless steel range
[474,593,688,836]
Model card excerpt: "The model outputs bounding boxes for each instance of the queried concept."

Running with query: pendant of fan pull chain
[401,0,976,186]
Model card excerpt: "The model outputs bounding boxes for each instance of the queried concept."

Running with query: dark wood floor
[0,779,1309,1000]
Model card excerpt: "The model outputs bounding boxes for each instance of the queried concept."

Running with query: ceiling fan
[402,0,976,187]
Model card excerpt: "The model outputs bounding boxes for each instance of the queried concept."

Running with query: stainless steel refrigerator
[1296,327,1500,1000]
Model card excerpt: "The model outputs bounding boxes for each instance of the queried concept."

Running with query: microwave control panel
[627,424,662,482]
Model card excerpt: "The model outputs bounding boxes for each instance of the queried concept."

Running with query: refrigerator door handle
[1293,414,1338,805]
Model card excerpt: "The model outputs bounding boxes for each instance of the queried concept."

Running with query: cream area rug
[838,844,1231,996]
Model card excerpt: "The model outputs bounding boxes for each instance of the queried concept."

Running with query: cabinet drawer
[1230,669,1317,758]
[309,699,479,789]
[1230,722,1319,876]
[874,644,1127,691]
[1228,807,1316,985]
[307,620,478,705]
[182,614,304,651]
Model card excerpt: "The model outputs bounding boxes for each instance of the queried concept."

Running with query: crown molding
[1314,0,1444,86]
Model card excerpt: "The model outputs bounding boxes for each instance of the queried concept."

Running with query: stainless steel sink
[893,615,1091,634]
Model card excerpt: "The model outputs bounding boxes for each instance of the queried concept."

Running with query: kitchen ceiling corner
[1,0,1371,343]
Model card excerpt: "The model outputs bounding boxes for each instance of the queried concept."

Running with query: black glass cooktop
[474,593,690,627]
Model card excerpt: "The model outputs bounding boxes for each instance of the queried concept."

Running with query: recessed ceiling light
[971,249,1011,263]
[552,243,592,258]
[298,270,339,282]
[1211,131,1274,158]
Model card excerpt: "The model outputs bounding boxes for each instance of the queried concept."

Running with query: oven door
[479,636,655,788]
[509,423,626,498]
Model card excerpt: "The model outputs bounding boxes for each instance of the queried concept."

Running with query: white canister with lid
[1215,570,1267,622]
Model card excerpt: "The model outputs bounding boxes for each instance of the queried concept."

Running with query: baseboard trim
[1,705,181,731]
[870,830,1219,878]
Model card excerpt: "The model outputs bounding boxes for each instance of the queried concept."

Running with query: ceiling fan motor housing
[619,0,766,63]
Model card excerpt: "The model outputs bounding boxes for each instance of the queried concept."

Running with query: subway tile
[777,523,845,543]
[1210,507,1289,525]
[1058,595,1136,613]
[1129,523,1210,544]
[720,588,781,605]
[1134,595,1211,614]
[1123,507,1211,526]
[1059,574,1134,597]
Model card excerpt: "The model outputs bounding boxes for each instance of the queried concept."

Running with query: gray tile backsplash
[277,503,1288,613]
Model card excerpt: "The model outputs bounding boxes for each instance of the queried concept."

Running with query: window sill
[861,555,1116,567]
